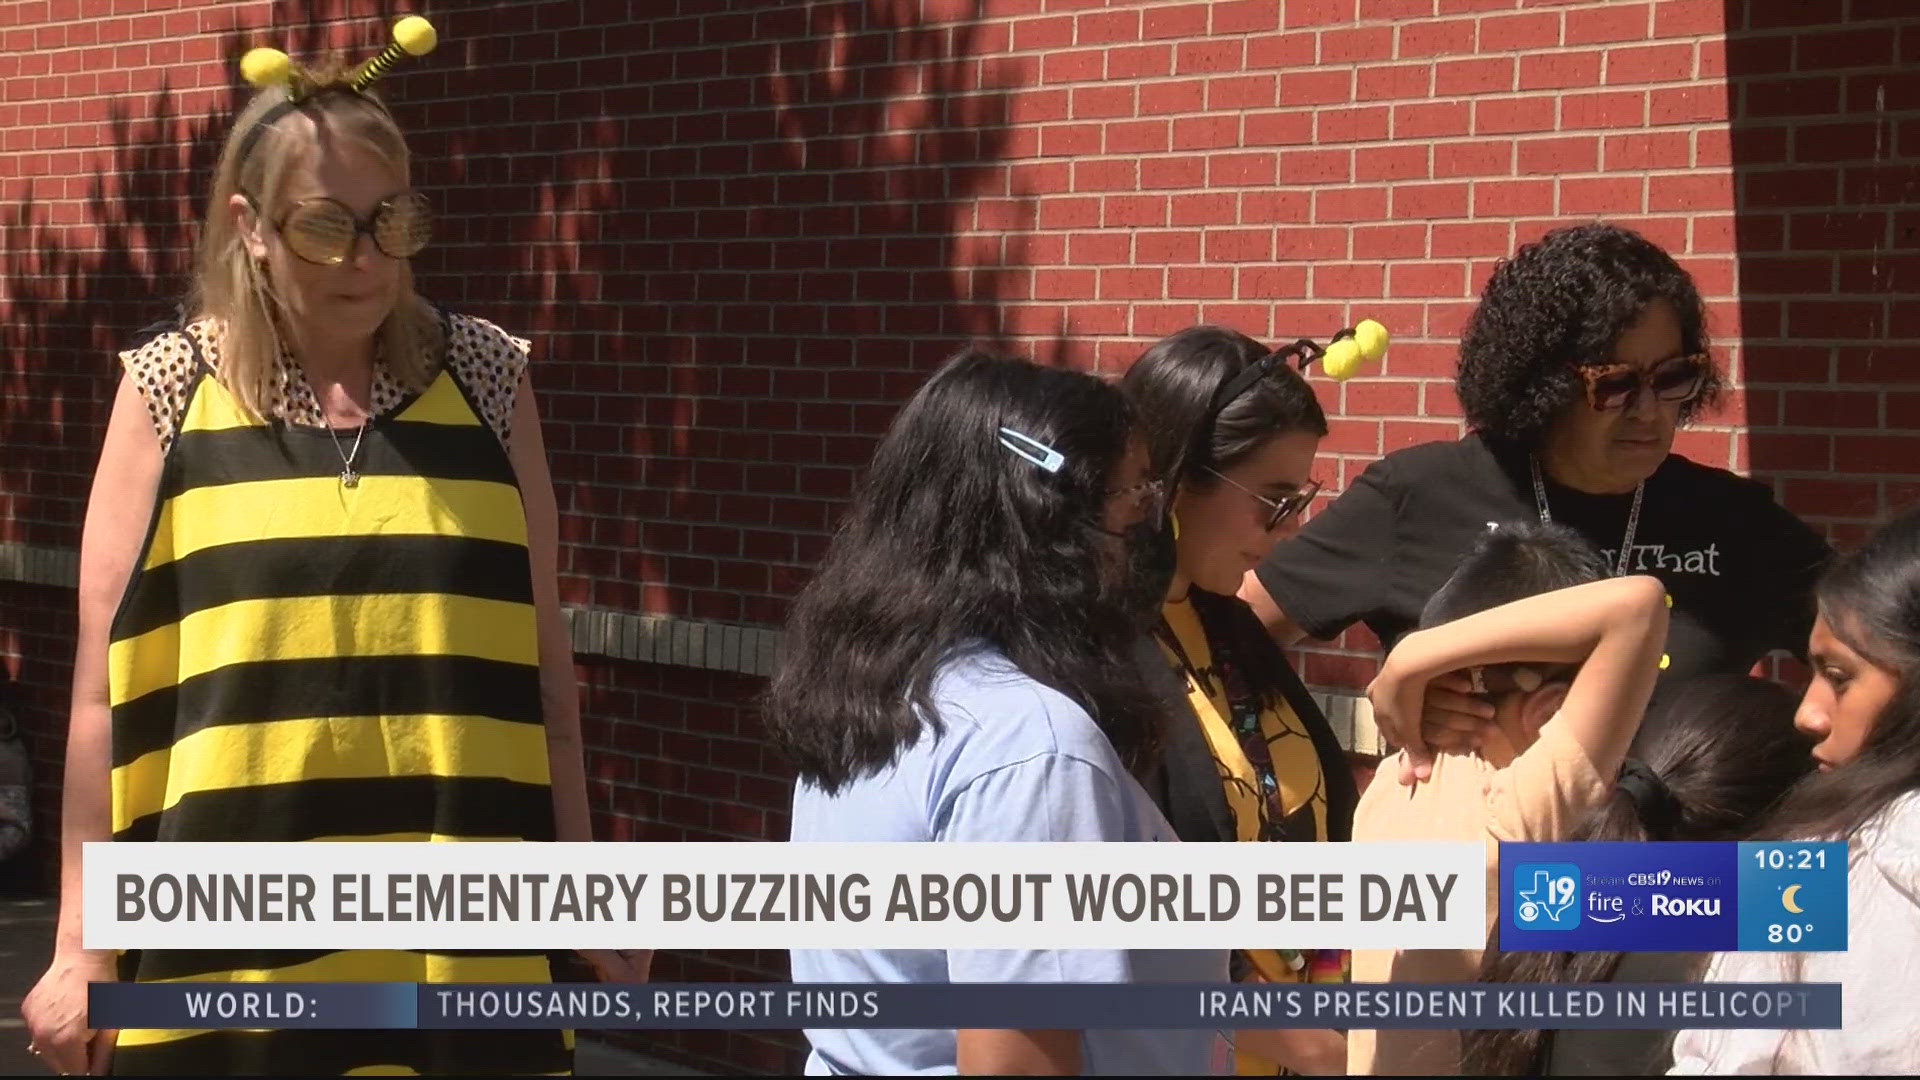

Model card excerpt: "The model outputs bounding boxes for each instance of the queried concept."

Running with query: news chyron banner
[1500,841,1848,951]
[81,841,1846,1033]
[87,841,1486,951]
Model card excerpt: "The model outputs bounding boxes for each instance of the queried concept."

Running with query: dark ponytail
[1462,675,1811,1075]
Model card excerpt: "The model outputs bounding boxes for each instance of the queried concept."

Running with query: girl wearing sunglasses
[1120,326,1357,1077]
[1242,223,1831,782]
[21,50,641,1076]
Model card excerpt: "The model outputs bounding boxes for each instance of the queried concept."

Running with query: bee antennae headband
[233,16,438,171]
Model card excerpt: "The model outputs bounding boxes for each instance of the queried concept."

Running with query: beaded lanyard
[1530,455,1643,577]
[1155,615,1287,841]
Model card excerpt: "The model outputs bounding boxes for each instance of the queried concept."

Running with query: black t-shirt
[1255,434,1832,685]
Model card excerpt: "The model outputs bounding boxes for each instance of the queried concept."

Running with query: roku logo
[1650,894,1720,917]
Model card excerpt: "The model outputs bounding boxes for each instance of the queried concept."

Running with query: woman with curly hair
[1243,223,1829,769]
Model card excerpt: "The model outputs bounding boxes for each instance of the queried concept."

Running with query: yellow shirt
[1159,599,1328,845]
[1159,599,1336,1075]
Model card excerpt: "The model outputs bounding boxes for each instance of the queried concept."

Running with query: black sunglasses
[1204,468,1321,531]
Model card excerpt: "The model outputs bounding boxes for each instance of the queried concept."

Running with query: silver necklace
[325,418,367,488]
[1530,455,1643,577]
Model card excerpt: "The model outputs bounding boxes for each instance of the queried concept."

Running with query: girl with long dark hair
[1462,674,1811,1075]
[1120,326,1356,1074]
[1669,509,1920,1074]
[766,350,1225,1076]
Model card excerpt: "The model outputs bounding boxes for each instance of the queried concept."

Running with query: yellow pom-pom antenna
[1352,318,1390,363]
[347,15,439,92]
[1321,338,1363,381]
[392,15,439,55]
[240,47,293,89]
[1319,319,1390,381]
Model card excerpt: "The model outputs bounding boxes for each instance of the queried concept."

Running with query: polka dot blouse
[119,312,530,452]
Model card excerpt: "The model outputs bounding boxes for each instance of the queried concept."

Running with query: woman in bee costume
[20,18,645,1075]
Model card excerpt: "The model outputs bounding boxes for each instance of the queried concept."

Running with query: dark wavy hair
[764,349,1163,793]
[1120,324,1327,700]
[1759,507,1920,844]
[1463,675,1811,1076]
[1457,222,1722,446]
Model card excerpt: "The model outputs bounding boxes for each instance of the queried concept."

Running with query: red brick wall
[4,0,1919,1073]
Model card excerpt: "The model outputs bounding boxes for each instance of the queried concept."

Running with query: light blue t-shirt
[789,650,1228,1076]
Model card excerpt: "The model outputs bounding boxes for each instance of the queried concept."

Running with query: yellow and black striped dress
[106,314,570,1075]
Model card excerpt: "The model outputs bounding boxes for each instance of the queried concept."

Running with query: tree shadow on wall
[0,87,218,552]
[0,67,242,898]
[548,3,1030,1074]
[603,0,1034,630]
[2,3,1028,1073]
[0,0,630,933]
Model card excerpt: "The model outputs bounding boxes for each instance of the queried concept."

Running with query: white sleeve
[1668,952,1788,1075]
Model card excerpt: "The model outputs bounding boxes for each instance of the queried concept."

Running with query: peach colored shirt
[1347,720,1610,1076]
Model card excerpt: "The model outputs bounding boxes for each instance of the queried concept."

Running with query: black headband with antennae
[231,17,437,176]
[232,86,379,176]
[1205,323,1370,420]
[1205,336,1330,419]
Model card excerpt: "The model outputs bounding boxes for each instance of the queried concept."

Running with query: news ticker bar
[89,982,1840,1031]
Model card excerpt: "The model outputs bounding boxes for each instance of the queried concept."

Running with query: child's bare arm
[1369,576,1669,780]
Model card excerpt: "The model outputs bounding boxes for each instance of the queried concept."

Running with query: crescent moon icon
[1782,884,1804,914]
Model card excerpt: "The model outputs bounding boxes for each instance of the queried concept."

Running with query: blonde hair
[189,59,438,418]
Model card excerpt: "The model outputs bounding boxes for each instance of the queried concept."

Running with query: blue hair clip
[997,427,1065,473]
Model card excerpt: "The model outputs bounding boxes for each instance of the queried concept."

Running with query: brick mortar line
[0,28,1756,63]
[5,165,1791,188]
[0,123,1785,155]
[0,159,1780,190]
[664,142,1824,169]
[0,237,1750,256]
[10,67,1893,122]
[18,0,1896,35]
[0,3,1700,30]
[3,21,1903,65]
[0,48,1828,86]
